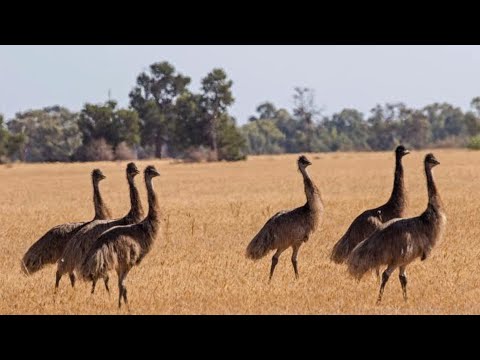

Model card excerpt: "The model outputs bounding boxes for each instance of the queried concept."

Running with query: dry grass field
[1,149,479,314]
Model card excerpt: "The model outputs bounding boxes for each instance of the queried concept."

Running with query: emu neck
[299,166,323,213]
[93,181,110,220]
[126,175,143,222]
[386,155,405,209]
[425,165,442,212]
[145,176,160,231]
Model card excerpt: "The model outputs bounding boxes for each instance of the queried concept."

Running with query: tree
[464,111,480,136]
[471,97,480,116]
[8,106,81,162]
[366,104,407,150]
[200,68,234,160]
[255,102,277,120]
[130,61,191,158]
[326,109,370,151]
[422,103,466,143]
[76,100,141,160]
[241,119,286,154]
[78,100,140,148]
[399,110,431,149]
[0,114,9,160]
[170,91,207,155]
[292,87,320,152]
[216,114,246,161]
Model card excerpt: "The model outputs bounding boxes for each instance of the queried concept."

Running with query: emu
[347,153,446,303]
[21,169,111,277]
[56,162,144,293]
[80,165,160,308]
[331,145,410,268]
[246,155,324,282]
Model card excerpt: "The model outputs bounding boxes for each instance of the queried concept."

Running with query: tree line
[243,89,480,154]
[1,61,480,164]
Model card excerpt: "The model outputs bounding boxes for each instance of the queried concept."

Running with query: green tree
[241,119,286,154]
[200,68,235,160]
[471,97,480,116]
[292,87,320,152]
[130,61,191,158]
[170,92,207,155]
[78,100,140,148]
[8,106,81,162]
[216,114,246,161]
[366,104,407,150]
[326,109,370,151]
[422,103,466,144]
[0,114,9,158]
[255,102,277,120]
[399,110,431,149]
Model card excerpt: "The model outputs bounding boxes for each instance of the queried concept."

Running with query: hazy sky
[1,45,480,124]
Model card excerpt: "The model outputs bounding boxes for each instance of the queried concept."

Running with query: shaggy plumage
[330,145,410,264]
[55,163,144,293]
[347,153,446,303]
[80,165,160,308]
[246,155,324,281]
[21,169,111,276]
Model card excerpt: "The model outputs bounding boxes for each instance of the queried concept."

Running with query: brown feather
[56,164,143,278]
[21,170,110,275]
[347,154,446,281]
[331,146,409,264]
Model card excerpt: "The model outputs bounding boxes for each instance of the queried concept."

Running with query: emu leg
[118,271,129,309]
[69,273,76,288]
[291,244,301,280]
[377,265,395,304]
[399,266,408,301]
[55,270,62,294]
[104,275,110,294]
[269,249,284,283]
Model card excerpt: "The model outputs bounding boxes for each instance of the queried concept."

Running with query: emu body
[56,163,144,293]
[246,155,324,281]
[80,165,160,309]
[21,169,111,276]
[330,145,410,265]
[347,153,446,303]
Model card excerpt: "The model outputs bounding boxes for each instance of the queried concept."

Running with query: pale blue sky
[1,45,480,124]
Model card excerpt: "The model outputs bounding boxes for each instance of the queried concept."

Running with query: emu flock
[20,147,446,309]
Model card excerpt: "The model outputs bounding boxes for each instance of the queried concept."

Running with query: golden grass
[1,149,479,314]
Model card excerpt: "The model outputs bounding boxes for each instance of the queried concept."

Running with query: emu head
[395,145,410,158]
[145,165,160,178]
[297,155,312,169]
[127,162,140,178]
[92,169,106,183]
[425,153,440,168]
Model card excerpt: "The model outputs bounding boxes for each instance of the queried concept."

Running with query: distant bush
[468,135,480,150]
[115,142,137,160]
[183,146,217,163]
[432,136,467,149]
[74,138,114,161]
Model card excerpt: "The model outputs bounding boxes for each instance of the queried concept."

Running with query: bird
[246,155,324,282]
[346,153,446,304]
[330,145,410,272]
[55,162,144,294]
[21,169,111,278]
[80,165,161,308]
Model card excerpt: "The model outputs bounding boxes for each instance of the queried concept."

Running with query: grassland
[1,149,479,314]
